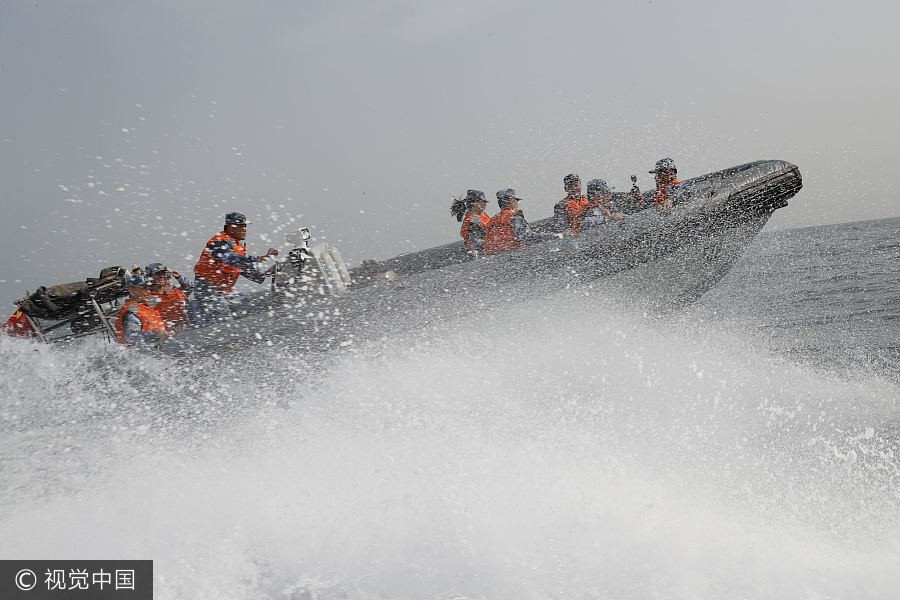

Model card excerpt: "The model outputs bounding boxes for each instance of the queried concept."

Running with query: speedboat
[159,159,802,357]
[6,160,800,351]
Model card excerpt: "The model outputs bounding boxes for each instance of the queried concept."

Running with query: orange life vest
[484,209,525,255]
[460,211,491,251]
[194,232,246,293]
[653,180,682,207]
[561,195,589,235]
[152,288,187,327]
[114,300,168,345]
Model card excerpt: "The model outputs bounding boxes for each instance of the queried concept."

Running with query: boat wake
[1,286,898,599]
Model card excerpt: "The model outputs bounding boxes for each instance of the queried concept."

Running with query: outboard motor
[288,246,310,273]
[274,227,351,295]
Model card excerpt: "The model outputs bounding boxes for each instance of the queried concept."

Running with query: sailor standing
[188,212,278,328]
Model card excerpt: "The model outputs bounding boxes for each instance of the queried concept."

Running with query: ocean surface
[1,216,899,600]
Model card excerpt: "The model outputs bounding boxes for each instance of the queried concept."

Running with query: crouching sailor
[146,262,191,329]
[115,274,170,346]
[553,174,589,236]
[450,190,491,256]
[630,158,682,213]
[581,178,622,228]
[484,189,556,255]
[188,212,278,327]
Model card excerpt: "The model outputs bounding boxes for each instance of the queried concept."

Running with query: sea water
[1,218,899,599]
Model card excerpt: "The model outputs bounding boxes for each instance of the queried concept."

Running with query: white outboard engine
[273,227,351,295]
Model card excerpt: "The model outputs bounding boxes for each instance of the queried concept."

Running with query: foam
[1,289,898,599]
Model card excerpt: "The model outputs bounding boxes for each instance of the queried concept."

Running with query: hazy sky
[2,0,899,308]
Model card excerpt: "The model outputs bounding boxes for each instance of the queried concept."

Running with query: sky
[1,0,899,308]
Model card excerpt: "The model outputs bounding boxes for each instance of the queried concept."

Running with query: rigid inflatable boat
[159,159,802,357]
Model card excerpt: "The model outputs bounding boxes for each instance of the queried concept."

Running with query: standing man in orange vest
[553,174,590,235]
[115,273,170,346]
[188,212,278,327]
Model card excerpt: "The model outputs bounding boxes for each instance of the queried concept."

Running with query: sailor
[450,190,491,255]
[188,212,279,327]
[484,189,553,255]
[649,158,682,211]
[114,273,170,346]
[553,174,590,235]
[581,178,623,229]
[631,158,682,213]
[145,262,191,329]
